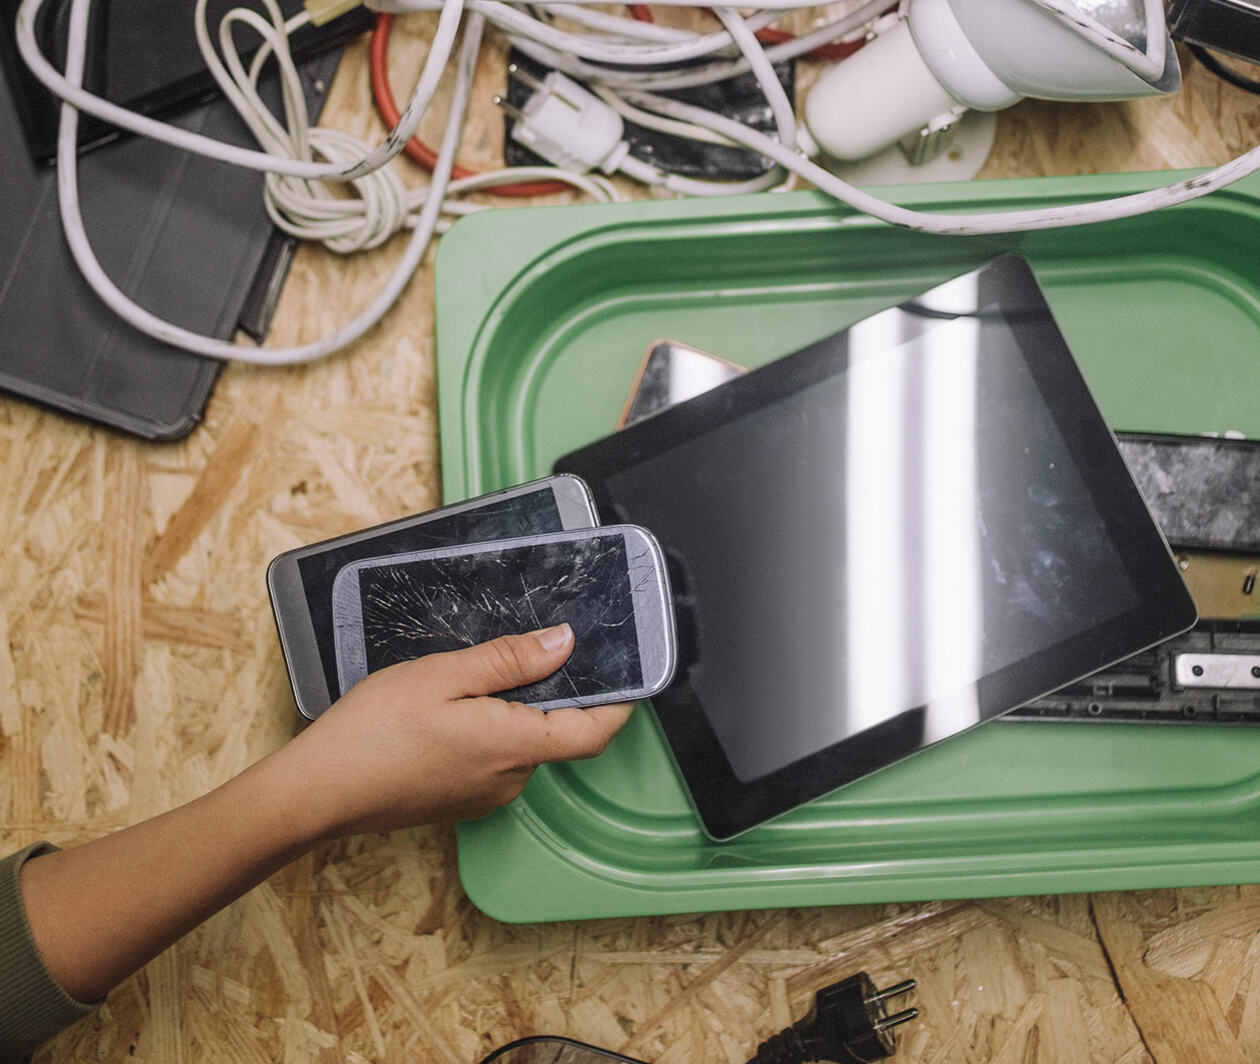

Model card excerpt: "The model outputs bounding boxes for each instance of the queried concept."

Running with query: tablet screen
[557,256,1196,838]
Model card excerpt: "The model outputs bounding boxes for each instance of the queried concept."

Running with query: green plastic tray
[436,171,1260,923]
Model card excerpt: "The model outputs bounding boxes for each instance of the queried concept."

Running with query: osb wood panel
[3,13,1260,1061]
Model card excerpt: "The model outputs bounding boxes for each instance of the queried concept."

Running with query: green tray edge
[459,803,1260,923]
[435,168,1260,923]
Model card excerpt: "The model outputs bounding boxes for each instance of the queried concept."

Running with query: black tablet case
[0,8,364,439]
[3,0,371,160]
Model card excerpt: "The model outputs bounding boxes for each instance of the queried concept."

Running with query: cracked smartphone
[330,525,677,710]
[267,475,599,719]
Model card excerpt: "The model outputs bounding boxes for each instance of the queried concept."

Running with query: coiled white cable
[17,0,464,181]
[23,0,1260,366]
[194,0,616,251]
[54,0,484,363]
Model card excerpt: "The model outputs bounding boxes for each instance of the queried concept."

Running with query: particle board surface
[4,17,1260,1064]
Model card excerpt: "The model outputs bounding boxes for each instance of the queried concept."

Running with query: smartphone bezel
[266,475,599,719]
[329,524,677,710]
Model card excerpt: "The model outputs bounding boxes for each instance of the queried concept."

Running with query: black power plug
[746,974,918,1064]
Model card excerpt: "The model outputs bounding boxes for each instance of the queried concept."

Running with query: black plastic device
[749,974,917,1064]
[0,0,372,160]
[559,255,1198,839]
[1167,0,1260,62]
[476,972,917,1064]
[0,32,348,438]
[503,49,794,180]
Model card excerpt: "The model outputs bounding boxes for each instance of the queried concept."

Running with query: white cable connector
[495,62,787,196]
[495,64,629,174]
[21,0,1253,367]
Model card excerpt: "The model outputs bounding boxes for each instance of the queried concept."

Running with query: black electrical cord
[1189,42,1260,96]
[479,1036,649,1063]
[745,975,918,1064]
[474,974,917,1064]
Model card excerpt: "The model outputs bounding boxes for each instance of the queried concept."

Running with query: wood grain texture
[4,19,1260,1064]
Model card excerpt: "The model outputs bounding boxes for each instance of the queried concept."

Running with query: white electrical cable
[372,0,825,11]
[263,152,620,248]
[413,0,784,66]
[16,0,464,181]
[618,153,789,196]
[15,0,872,175]
[547,4,696,43]
[446,166,621,200]
[200,0,310,152]
[195,0,419,251]
[763,9,883,62]
[53,0,484,363]
[198,0,617,252]
[622,88,1260,234]
[713,6,795,150]
[593,85,737,146]
[539,0,884,64]
[601,5,793,196]
[501,0,887,93]
[23,0,1257,367]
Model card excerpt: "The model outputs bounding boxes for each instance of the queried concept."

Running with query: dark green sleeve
[0,843,98,1062]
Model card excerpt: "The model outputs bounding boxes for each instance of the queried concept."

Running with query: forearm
[19,748,322,1004]
[13,627,628,1012]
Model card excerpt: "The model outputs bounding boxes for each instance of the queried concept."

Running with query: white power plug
[495,65,630,174]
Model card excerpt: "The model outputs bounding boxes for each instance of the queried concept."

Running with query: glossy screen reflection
[604,270,1138,783]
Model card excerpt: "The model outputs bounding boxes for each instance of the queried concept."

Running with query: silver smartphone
[267,475,600,719]
[330,525,678,711]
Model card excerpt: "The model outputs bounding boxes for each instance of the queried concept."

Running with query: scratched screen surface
[599,275,1140,783]
[358,535,643,704]
[297,489,564,698]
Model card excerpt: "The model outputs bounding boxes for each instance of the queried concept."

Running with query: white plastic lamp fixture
[803,0,1182,166]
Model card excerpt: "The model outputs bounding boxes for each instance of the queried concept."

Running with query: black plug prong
[865,979,916,1005]
[873,1007,919,1033]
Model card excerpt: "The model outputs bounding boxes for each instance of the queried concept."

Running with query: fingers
[422,625,575,700]
[519,701,636,763]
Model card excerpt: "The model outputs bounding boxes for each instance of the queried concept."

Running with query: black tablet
[556,255,1197,840]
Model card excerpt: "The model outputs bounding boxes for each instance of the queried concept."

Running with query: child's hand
[276,624,634,839]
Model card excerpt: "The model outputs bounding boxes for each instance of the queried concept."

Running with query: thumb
[424,624,575,700]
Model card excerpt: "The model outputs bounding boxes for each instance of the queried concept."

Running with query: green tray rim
[436,168,1260,923]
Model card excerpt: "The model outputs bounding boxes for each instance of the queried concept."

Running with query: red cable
[627,4,870,62]
[369,13,572,197]
[752,27,867,62]
[371,5,872,196]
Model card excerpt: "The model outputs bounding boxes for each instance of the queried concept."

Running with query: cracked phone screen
[358,535,644,704]
[298,490,564,699]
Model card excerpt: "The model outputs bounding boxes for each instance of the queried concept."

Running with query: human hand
[272,624,634,841]
[13,626,629,1013]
